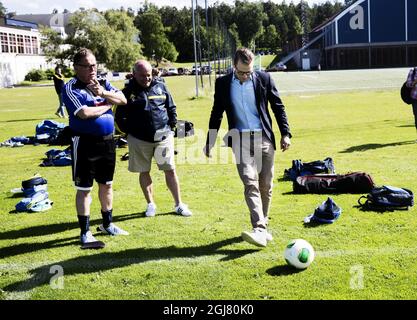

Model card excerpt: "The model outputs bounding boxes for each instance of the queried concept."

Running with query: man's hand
[203,144,212,158]
[87,78,105,97]
[280,135,291,152]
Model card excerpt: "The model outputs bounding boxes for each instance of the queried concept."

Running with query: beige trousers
[233,133,275,229]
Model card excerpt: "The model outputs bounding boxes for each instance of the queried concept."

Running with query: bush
[45,68,55,80]
[24,69,47,82]
[62,68,75,78]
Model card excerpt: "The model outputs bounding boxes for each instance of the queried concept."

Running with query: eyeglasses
[76,63,97,70]
[235,68,252,77]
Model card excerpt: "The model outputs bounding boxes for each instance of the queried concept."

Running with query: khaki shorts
[127,134,175,172]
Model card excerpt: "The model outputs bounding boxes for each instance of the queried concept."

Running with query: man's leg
[140,172,154,204]
[76,189,92,217]
[236,161,265,229]
[98,183,113,228]
[76,188,104,248]
[164,169,181,207]
[258,136,275,224]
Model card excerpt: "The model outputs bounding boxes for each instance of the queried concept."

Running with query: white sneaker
[174,203,192,217]
[145,202,157,217]
[241,228,267,247]
[97,223,129,236]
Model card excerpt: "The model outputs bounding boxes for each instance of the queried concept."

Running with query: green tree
[228,23,242,51]
[0,1,6,16]
[258,24,280,52]
[234,0,267,48]
[40,9,141,71]
[135,11,178,64]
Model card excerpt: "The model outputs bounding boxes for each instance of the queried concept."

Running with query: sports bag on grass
[401,68,417,105]
[284,157,335,181]
[358,186,414,210]
[294,172,374,194]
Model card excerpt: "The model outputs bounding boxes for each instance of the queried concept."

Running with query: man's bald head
[133,60,153,88]
[134,60,152,73]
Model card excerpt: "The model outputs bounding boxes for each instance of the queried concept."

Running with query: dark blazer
[206,70,292,150]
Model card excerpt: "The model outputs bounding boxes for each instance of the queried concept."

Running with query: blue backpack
[358,186,414,211]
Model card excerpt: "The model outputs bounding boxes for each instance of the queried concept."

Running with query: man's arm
[204,78,225,157]
[87,79,127,105]
[164,84,177,130]
[76,105,113,120]
[266,73,292,139]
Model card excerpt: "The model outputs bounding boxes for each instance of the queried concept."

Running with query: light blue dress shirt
[230,73,262,132]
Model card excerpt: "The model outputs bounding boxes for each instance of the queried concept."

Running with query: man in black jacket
[204,48,292,247]
[53,66,66,118]
[123,60,192,218]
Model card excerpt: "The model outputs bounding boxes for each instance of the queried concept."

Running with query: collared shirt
[230,73,262,132]
[406,67,417,99]
[63,77,118,136]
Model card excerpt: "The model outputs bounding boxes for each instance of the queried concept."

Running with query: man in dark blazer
[203,47,292,248]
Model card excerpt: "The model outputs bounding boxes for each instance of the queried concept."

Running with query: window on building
[24,35,31,54]
[17,34,24,53]
[9,33,17,53]
[0,32,8,53]
[31,36,39,54]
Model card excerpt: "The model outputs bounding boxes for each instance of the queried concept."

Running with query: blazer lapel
[252,71,262,111]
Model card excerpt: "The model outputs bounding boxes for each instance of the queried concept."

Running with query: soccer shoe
[97,223,129,236]
[174,203,192,217]
[145,202,157,217]
[266,231,273,242]
[80,231,105,249]
[241,228,267,247]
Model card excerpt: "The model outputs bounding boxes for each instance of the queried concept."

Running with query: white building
[0,17,54,88]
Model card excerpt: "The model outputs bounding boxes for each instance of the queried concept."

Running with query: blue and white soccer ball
[284,239,315,269]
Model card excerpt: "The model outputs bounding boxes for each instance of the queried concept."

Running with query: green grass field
[1,68,417,300]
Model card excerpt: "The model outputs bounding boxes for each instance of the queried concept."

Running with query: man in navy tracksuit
[63,48,129,249]
[122,60,192,218]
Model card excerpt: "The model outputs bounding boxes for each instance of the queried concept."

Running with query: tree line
[1,1,355,71]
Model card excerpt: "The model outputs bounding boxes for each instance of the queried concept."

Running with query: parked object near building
[167,67,179,76]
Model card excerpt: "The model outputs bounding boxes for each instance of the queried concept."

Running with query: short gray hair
[133,60,152,73]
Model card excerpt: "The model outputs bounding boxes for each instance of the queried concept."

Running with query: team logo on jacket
[154,87,163,95]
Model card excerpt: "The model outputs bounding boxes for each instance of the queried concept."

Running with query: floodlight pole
[192,0,199,97]
[205,0,212,87]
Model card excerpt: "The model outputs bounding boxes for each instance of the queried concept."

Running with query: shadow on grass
[0,211,164,241]
[266,265,304,276]
[303,221,334,228]
[0,237,79,259]
[353,204,409,213]
[3,236,257,293]
[396,124,414,128]
[0,118,48,123]
[339,140,415,153]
